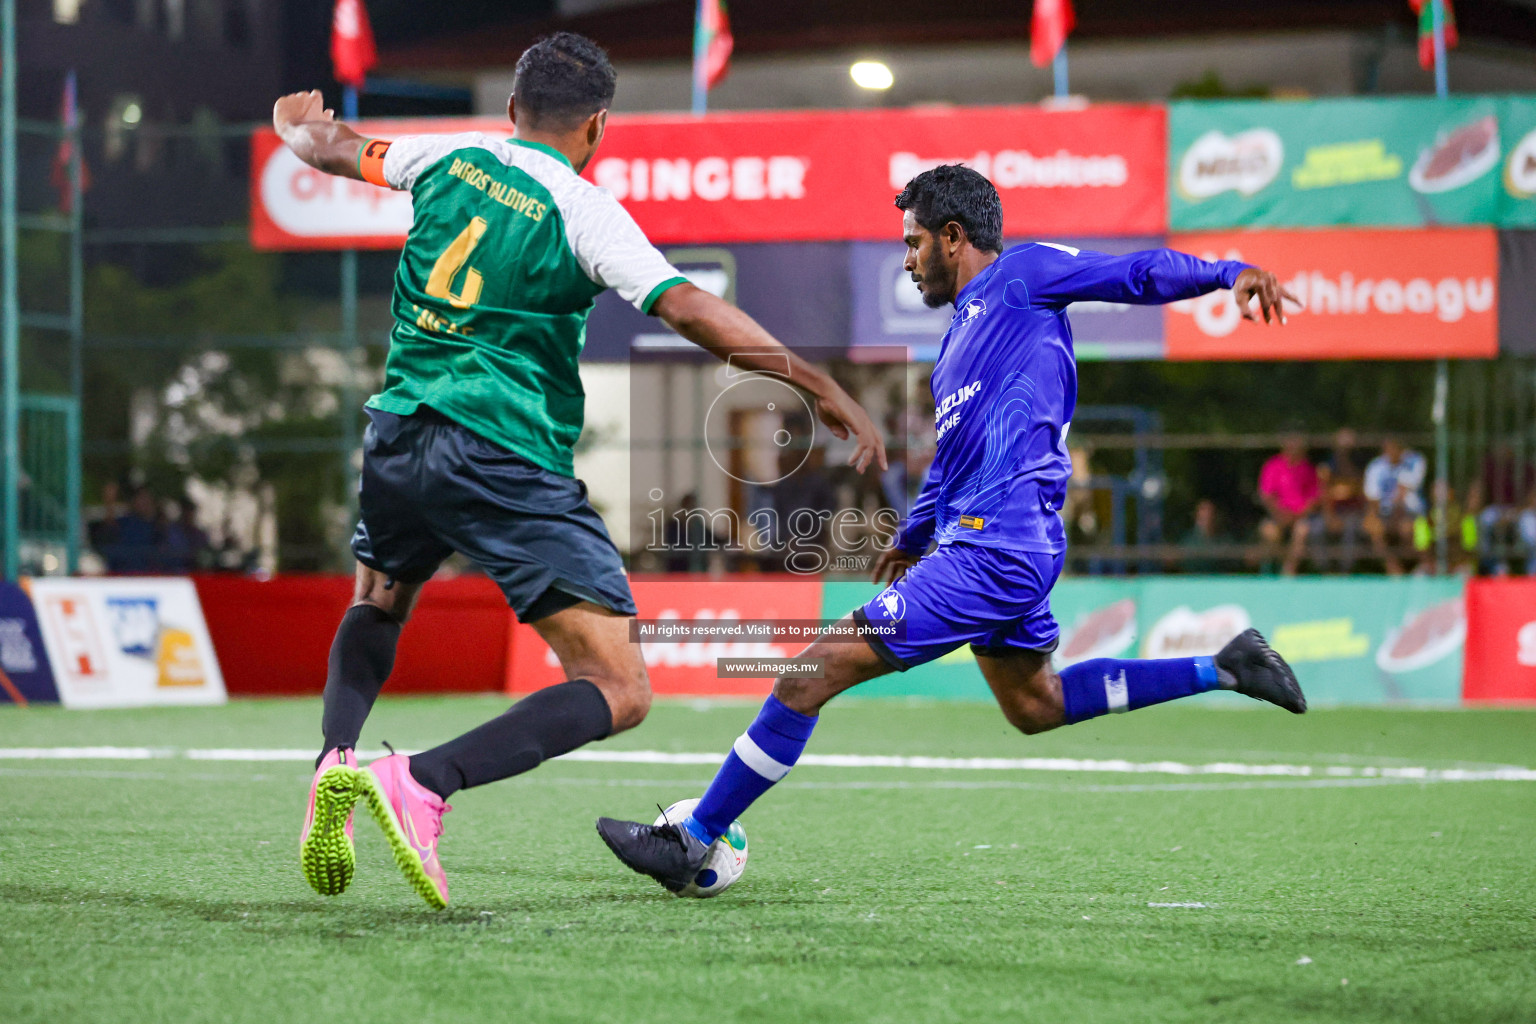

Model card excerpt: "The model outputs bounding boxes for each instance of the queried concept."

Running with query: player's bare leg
[973,648,1066,735]
[530,602,651,733]
[301,565,423,897]
[597,617,889,891]
[355,597,649,908]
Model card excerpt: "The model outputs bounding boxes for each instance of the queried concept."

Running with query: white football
[653,798,749,898]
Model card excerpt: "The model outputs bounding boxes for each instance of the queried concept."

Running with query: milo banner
[1171,96,1536,230]
[824,576,1464,705]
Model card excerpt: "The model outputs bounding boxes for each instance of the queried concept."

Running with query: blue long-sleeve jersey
[895,243,1250,556]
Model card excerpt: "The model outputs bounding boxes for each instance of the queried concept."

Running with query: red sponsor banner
[1462,578,1536,703]
[1165,228,1498,360]
[250,104,1166,250]
[194,574,509,695]
[506,576,823,697]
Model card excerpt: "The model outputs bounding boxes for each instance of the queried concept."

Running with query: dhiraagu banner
[822,575,1464,705]
[1170,96,1514,229]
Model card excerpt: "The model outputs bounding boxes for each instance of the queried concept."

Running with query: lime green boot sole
[300,765,360,896]
[357,771,447,910]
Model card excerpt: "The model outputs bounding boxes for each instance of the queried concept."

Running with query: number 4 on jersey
[426,217,488,309]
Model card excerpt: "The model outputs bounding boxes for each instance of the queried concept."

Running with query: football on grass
[654,798,748,898]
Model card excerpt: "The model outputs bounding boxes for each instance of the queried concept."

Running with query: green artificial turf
[1,697,1533,1023]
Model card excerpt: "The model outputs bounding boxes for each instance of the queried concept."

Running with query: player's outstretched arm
[273,90,368,180]
[653,283,888,475]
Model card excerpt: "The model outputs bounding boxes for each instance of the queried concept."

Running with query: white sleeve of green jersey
[380,133,480,191]
[564,189,689,314]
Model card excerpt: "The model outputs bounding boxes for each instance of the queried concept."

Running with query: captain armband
[358,138,392,187]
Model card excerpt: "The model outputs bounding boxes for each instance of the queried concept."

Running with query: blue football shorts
[853,542,1064,670]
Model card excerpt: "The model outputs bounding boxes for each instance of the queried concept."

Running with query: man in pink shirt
[1258,433,1320,575]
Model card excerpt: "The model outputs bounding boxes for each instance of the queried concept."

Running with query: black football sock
[317,604,402,765]
[407,679,613,799]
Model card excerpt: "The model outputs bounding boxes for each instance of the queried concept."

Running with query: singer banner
[250,104,1167,249]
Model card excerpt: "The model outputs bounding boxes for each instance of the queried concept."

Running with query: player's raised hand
[273,90,334,135]
[871,546,919,585]
[813,386,888,475]
[1232,267,1302,326]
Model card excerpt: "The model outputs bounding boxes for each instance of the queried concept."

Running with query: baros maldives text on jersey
[361,132,687,476]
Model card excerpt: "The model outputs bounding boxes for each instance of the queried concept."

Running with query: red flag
[696,0,733,90]
[1030,0,1075,68]
[331,0,377,90]
[1409,0,1458,70]
[49,71,89,214]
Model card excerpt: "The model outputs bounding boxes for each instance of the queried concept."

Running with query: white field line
[0,767,1493,793]
[0,746,1532,782]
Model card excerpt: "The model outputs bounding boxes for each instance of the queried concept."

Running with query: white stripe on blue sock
[732,732,793,782]
[1104,670,1129,713]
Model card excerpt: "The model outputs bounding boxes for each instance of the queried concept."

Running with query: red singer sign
[250,104,1167,250]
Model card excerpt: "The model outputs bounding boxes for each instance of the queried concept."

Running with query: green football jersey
[368,133,687,476]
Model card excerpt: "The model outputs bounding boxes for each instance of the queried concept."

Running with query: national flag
[1409,0,1458,71]
[331,0,377,91]
[1030,0,1075,69]
[695,0,733,91]
[49,71,89,214]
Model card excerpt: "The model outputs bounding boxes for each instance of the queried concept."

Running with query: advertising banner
[849,237,1168,360]
[0,582,59,704]
[1136,577,1464,704]
[1505,97,1536,226]
[194,574,509,695]
[251,104,1166,250]
[507,576,823,697]
[1171,96,1536,230]
[27,578,227,709]
[1461,577,1536,702]
[1165,228,1498,360]
[822,576,1463,704]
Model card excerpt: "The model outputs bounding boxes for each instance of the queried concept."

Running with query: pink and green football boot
[358,751,451,910]
[300,747,360,896]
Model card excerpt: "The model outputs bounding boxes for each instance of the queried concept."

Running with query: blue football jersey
[895,243,1250,555]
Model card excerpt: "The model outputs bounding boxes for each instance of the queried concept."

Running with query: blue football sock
[1060,656,1223,724]
[683,694,818,843]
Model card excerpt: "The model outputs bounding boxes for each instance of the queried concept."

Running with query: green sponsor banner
[1170,96,1536,229]
[821,576,1464,705]
[1135,577,1463,704]
[1504,96,1536,225]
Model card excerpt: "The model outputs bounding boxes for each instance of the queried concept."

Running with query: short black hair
[513,32,617,130]
[894,165,1003,253]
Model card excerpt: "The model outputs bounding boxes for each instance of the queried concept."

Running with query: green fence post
[1,0,18,579]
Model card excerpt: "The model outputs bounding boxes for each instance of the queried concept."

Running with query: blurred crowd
[84,481,251,575]
[1183,429,1535,576]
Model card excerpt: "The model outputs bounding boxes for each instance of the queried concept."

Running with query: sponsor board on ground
[820,577,1463,705]
[251,105,1166,250]
[0,582,60,704]
[1165,228,1498,360]
[26,578,226,709]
